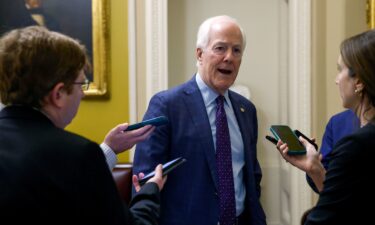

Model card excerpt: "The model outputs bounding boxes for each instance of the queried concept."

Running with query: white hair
[195,15,246,66]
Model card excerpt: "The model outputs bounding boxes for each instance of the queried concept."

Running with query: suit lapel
[230,92,246,138]
[182,77,218,191]
[229,92,252,163]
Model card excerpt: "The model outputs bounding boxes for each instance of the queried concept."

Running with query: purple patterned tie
[216,95,236,225]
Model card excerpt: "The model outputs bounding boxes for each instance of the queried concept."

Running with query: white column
[288,0,314,224]
[128,0,168,160]
[145,0,169,103]
[128,0,137,125]
[128,0,137,160]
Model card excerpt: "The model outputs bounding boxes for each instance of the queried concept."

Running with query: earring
[355,89,359,93]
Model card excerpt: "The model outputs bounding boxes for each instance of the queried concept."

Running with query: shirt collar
[195,73,230,106]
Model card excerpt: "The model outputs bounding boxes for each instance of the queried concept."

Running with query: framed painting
[367,0,375,29]
[87,0,110,97]
[0,0,109,97]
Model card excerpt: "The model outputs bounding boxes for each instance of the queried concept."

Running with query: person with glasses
[0,74,154,172]
[0,26,166,225]
[73,78,91,91]
[0,39,154,172]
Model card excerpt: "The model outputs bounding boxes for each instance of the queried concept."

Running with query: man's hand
[103,123,155,154]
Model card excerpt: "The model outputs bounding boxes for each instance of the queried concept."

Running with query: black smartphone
[270,125,306,155]
[294,129,318,150]
[124,116,168,131]
[265,135,278,145]
[138,157,187,186]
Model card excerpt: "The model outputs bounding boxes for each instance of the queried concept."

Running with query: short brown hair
[0,26,90,108]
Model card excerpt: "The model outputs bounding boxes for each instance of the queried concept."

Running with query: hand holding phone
[138,157,187,186]
[270,125,306,155]
[125,116,168,131]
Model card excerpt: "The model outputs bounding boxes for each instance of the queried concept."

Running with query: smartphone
[124,116,168,131]
[270,125,306,155]
[138,157,187,186]
[294,129,318,150]
[265,135,278,145]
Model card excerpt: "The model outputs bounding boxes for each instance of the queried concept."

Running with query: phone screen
[270,125,306,155]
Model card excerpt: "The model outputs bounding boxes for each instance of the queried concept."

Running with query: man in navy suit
[133,15,266,225]
[0,26,166,225]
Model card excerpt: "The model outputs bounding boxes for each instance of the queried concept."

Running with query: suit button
[214,192,218,196]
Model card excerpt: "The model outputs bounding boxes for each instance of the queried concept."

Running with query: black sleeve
[305,174,319,193]
[128,183,161,225]
[306,154,330,193]
[75,142,161,225]
[304,136,366,225]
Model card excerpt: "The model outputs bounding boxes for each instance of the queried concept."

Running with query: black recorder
[294,129,318,150]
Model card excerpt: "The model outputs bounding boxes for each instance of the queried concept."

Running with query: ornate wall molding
[145,0,168,103]
[128,0,168,159]
[288,0,313,224]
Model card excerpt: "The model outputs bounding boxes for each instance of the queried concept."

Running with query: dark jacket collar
[0,105,54,126]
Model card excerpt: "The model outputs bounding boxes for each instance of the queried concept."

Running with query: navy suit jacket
[133,76,266,225]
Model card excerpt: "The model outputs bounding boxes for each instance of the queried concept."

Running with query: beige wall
[168,1,284,224]
[135,0,147,120]
[312,0,367,145]
[166,0,368,224]
[132,0,368,224]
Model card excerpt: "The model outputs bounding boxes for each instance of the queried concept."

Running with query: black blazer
[0,106,160,225]
[305,123,375,225]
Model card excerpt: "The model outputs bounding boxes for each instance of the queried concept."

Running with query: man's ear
[45,82,66,108]
[196,48,203,65]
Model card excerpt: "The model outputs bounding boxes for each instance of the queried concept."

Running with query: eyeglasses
[73,79,90,91]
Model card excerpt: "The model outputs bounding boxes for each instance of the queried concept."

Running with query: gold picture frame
[85,0,109,97]
[0,0,109,98]
[367,0,375,29]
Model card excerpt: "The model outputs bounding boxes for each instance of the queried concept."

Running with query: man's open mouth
[218,68,232,74]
